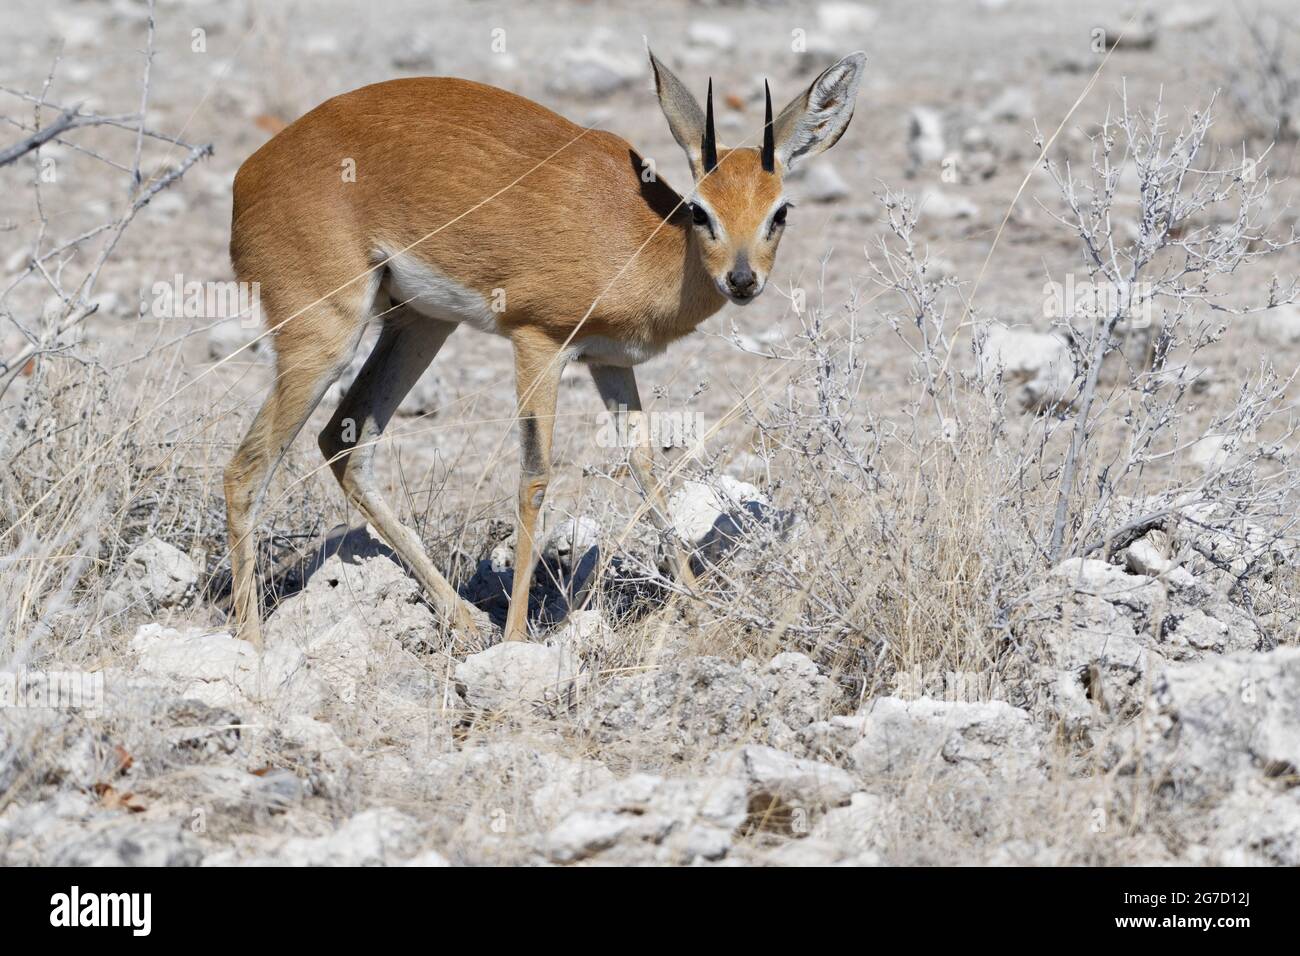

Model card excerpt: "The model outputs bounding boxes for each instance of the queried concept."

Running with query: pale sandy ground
[2,1,1300,866]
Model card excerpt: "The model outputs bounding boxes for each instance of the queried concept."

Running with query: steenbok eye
[767,203,790,238]
[689,203,716,239]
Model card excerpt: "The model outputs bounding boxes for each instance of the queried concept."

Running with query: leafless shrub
[0,3,211,660]
[682,197,1042,697]
[1034,87,1298,562]
[1222,7,1300,143]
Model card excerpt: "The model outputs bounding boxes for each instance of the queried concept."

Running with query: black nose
[727,268,757,296]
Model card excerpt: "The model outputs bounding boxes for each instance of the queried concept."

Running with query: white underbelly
[380,251,667,367]
[381,251,502,334]
[571,334,666,367]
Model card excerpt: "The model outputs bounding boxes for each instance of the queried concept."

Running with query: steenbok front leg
[588,363,698,590]
[503,332,566,641]
[319,316,478,632]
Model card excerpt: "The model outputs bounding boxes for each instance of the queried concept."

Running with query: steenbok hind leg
[319,316,478,632]
[225,322,362,648]
[225,399,275,648]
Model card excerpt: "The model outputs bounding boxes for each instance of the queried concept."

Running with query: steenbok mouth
[718,281,762,304]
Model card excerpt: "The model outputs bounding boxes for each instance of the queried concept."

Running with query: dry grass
[3,2,1300,866]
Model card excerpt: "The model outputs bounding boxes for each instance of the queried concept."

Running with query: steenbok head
[648,50,866,304]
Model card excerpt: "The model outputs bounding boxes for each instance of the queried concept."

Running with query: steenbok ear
[647,48,717,178]
[772,52,867,172]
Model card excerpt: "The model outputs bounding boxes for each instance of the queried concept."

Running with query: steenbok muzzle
[224,49,866,646]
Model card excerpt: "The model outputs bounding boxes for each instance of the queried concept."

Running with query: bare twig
[0,105,79,167]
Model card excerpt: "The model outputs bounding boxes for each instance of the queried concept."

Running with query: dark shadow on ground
[460,547,668,631]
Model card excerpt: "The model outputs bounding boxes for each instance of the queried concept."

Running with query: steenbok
[225,49,866,645]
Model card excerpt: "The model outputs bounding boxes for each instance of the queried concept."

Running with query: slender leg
[587,363,698,589]
[503,331,567,641]
[319,312,480,632]
[225,308,365,648]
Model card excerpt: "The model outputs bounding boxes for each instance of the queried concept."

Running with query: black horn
[702,78,718,173]
[761,79,775,172]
